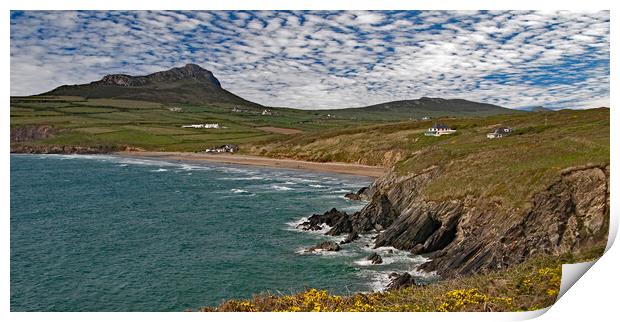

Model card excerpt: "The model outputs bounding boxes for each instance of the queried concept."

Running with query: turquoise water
[11,154,427,311]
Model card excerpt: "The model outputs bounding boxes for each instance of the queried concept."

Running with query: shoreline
[115,151,387,178]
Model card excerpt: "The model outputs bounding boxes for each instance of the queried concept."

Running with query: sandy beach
[116,151,387,177]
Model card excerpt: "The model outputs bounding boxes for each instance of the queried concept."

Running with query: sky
[10,10,610,110]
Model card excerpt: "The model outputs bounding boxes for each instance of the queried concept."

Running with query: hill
[515,106,554,112]
[38,64,523,120]
[247,108,609,205]
[530,106,553,112]
[41,64,262,108]
[324,97,521,120]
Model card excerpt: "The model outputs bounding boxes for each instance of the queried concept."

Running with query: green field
[9,94,532,152]
[10,96,384,151]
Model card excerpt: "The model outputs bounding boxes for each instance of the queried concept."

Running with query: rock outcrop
[326,194,399,236]
[386,272,418,290]
[96,63,222,88]
[306,241,341,252]
[320,164,609,278]
[297,208,349,231]
[11,143,143,154]
[344,187,373,201]
[340,232,359,244]
[367,252,383,264]
[10,125,56,142]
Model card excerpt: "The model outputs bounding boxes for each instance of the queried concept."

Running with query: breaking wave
[271,185,294,191]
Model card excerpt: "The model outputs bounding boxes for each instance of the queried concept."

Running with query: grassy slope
[10,95,527,152]
[321,98,523,121]
[10,96,381,151]
[203,245,604,312]
[250,108,609,208]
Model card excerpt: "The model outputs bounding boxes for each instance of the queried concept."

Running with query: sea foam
[271,185,294,191]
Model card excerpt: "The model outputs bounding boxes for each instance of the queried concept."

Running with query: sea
[10,154,430,311]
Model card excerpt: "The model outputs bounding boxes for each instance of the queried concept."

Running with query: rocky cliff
[10,144,125,154]
[10,125,145,154]
[10,124,56,142]
[320,164,609,278]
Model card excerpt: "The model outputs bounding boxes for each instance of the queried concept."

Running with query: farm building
[487,127,513,139]
[181,123,220,129]
[205,144,239,153]
[424,123,456,136]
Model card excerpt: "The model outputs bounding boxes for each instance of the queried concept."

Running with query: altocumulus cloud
[10,10,609,110]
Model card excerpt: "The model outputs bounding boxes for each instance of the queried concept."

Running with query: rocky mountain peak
[95,63,221,87]
[99,74,144,86]
[181,63,205,72]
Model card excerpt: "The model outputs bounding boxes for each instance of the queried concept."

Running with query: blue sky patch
[10,10,610,109]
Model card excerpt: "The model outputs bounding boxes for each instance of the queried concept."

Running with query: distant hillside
[515,106,554,112]
[39,64,519,118]
[325,97,522,120]
[41,64,262,107]
[530,106,552,112]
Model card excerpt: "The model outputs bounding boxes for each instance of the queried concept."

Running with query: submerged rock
[306,241,341,252]
[340,232,360,244]
[296,208,348,231]
[386,272,418,291]
[296,221,323,231]
[367,252,383,264]
[344,192,361,201]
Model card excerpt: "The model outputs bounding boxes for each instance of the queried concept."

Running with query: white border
[4,1,616,321]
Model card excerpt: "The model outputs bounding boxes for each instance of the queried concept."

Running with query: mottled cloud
[10,10,610,109]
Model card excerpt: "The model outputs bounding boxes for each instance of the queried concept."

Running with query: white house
[424,123,456,136]
[487,127,512,139]
[181,123,220,129]
[206,144,239,153]
[262,109,273,116]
